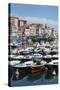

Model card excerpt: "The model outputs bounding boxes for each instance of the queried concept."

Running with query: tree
[48,36,55,42]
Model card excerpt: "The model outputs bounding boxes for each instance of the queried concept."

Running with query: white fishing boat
[43,55,52,62]
[19,49,25,52]
[25,55,34,60]
[11,49,19,54]
[9,54,15,58]
[9,60,20,66]
[13,62,27,68]
[9,42,19,47]
[25,47,34,51]
[24,61,35,66]
[47,60,58,66]
[20,49,31,55]
[12,61,34,68]
[43,55,52,59]
[9,54,26,60]
[34,47,42,53]
[34,53,43,59]
[51,49,58,53]
[52,55,58,59]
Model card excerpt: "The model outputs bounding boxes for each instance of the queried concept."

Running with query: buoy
[15,69,20,79]
[52,70,56,76]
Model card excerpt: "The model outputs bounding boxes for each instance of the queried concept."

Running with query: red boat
[29,65,45,73]
[26,60,47,73]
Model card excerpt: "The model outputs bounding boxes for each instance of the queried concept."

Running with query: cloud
[19,16,58,30]
[25,16,58,29]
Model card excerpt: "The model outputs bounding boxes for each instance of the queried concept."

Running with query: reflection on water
[9,65,58,86]
[27,72,42,81]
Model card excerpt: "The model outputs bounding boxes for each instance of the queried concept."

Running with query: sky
[8,3,58,30]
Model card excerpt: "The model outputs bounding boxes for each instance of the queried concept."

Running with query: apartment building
[9,16,58,48]
[25,23,36,36]
[9,16,19,33]
[9,16,22,48]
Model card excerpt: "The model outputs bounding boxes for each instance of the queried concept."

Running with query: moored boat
[51,55,58,60]
[12,60,47,74]
[45,60,58,76]
[43,55,52,62]
[28,60,47,73]
[50,49,58,55]
[9,54,26,60]
[34,53,43,59]
[9,60,20,66]
[47,60,58,66]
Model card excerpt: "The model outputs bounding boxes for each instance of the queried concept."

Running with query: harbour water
[9,65,58,86]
